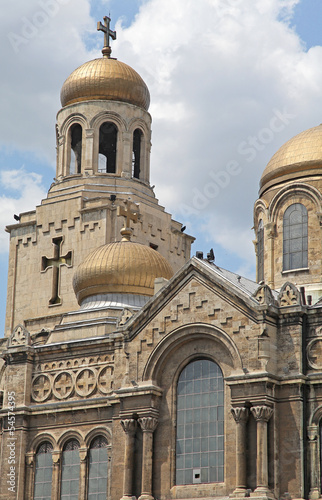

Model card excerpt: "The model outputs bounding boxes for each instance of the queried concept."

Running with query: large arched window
[69,124,82,174]
[132,129,143,179]
[176,359,224,485]
[87,436,109,500]
[33,442,53,500]
[283,203,308,271]
[257,219,264,282]
[98,122,117,173]
[60,439,80,500]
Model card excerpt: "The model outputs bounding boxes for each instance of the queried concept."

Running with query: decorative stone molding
[250,405,274,422]
[278,282,301,307]
[75,368,96,397]
[52,371,74,400]
[97,365,114,394]
[231,407,249,424]
[8,325,30,347]
[121,419,137,436]
[31,358,115,402]
[119,308,134,326]
[31,374,52,402]
[138,417,158,433]
[25,452,34,467]
[307,338,322,370]
[253,285,276,306]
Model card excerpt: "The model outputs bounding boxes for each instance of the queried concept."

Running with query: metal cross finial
[97,16,116,57]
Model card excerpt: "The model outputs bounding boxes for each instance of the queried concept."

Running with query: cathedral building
[1,16,322,500]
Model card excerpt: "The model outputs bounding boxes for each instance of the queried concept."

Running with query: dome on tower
[60,57,150,110]
[73,240,173,305]
[260,124,322,194]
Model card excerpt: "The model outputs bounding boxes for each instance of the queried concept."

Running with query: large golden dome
[73,241,173,304]
[60,57,150,110]
[260,125,322,194]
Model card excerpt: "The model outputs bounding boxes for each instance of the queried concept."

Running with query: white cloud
[0,169,47,253]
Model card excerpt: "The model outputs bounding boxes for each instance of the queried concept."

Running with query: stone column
[231,407,249,496]
[51,451,61,500]
[265,223,275,288]
[121,419,137,500]
[79,448,88,500]
[138,417,158,500]
[24,452,34,500]
[250,406,273,495]
[308,425,320,499]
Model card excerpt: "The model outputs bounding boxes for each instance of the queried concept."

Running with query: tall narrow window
[88,436,109,500]
[61,439,80,500]
[176,359,224,485]
[34,442,53,500]
[69,124,82,174]
[132,129,142,179]
[257,219,264,282]
[283,203,308,271]
[98,122,117,173]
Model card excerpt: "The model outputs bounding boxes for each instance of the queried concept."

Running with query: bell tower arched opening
[132,128,143,179]
[98,122,117,173]
[69,124,82,175]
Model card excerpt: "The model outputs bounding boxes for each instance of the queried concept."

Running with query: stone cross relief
[117,200,139,241]
[41,237,72,305]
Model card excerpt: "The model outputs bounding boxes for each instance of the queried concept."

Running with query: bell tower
[4,18,194,338]
[254,124,322,302]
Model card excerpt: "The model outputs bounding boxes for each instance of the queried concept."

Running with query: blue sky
[1,0,322,336]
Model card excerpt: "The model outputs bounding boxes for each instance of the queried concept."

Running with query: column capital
[138,416,158,433]
[231,407,249,424]
[251,405,273,422]
[121,418,137,436]
[52,450,61,465]
[25,452,34,467]
[308,424,318,441]
[79,447,88,462]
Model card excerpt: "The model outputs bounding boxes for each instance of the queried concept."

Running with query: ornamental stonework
[307,337,322,370]
[31,355,115,403]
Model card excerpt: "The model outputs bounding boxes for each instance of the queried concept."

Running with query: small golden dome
[260,124,322,194]
[73,241,173,304]
[60,57,150,110]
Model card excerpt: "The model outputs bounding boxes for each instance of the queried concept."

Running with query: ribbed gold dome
[60,57,150,110]
[73,241,173,304]
[260,125,322,194]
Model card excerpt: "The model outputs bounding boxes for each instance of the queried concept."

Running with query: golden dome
[260,125,322,194]
[60,57,150,110]
[73,241,173,304]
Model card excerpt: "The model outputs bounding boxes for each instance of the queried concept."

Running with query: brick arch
[142,322,243,385]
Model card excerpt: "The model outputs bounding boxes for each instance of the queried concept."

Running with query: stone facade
[1,23,322,500]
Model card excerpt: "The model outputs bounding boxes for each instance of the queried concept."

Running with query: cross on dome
[97,16,116,58]
[117,200,139,241]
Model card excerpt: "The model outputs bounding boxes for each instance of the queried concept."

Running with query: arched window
[33,442,53,500]
[132,129,143,179]
[69,124,82,174]
[283,203,308,271]
[88,436,109,500]
[257,219,264,282]
[98,122,117,173]
[176,359,224,485]
[61,439,80,500]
